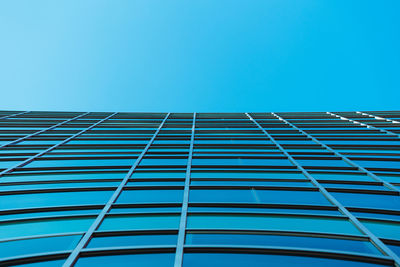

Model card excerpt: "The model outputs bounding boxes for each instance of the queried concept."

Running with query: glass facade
[0,110,399,266]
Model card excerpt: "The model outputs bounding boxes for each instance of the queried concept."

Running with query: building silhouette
[0,110,399,266]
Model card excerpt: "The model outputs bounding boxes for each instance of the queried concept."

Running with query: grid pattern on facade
[0,111,399,266]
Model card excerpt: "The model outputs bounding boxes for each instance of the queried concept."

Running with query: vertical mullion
[272,112,400,193]
[0,112,118,176]
[357,111,400,124]
[245,113,400,266]
[62,113,170,267]
[0,112,90,149]
[0,111,30,120]
[327,112,400,138]
[174,112,196,267]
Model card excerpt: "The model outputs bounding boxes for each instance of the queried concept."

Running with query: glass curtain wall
[0,111,399,266]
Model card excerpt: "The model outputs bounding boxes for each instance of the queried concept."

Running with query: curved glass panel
[0,191,113,211]
[0,217,94,240]
[88,234,177,248]
[75,253,174,267]
[0,172,126,183]
[183,253,385,267]
[331,192,400,211]
[186,233,379,255]
[99,215,180,231]
[116,189,183,204]
[361,220,400,240]
[0,234,81,259]
[189,189,331,206]
[187,214,361,235]
[24,159,135,168]
[17,260,66,266]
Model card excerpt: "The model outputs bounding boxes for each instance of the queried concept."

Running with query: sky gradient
[0,1,399,112]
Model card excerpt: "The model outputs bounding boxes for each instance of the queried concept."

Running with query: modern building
[0,110,399,267]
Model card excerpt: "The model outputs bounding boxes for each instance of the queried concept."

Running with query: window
[116,189,183,204]
[186,233,379,255]
[88,234,177,248]
[99,215,180,231]
[331,192,400,211]
[0,217,94,240]
[0,191,113,211]
[183,253,384,267]
[187,214,360,235]
[75,253,174,267]
[360,220,400,240]
[0,234,81,259]
[189,189,331,206]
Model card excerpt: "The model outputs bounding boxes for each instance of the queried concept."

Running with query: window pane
[0,217,94,240]
[186,233,379,255]
[187,214,360,235]
[311,173,373,182]
[99,215,180,231]
[190,171,304,179]
[17,260,66,266]
[131,171,185,179]
[361,220,400,240]
[140,158,187,166]
[331,192,400,211]
[24,158,135,168]
[0,191,113,211]
[88,234,177,248]
[75,253,174,267]
[183,253,383,267]
[192,158,293,167]
[116,190,183,204]
[0,234,81,259]
[1,172,125,183]
[190,189,331,206]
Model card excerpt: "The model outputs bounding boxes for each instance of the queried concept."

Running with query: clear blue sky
[0,1,399,112]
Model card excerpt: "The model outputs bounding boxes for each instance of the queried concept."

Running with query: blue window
[190,172,304,179]
[183,253,384,267]
[116,189,183,204]
[190,180,312,187]
[0,217,94,240]
[331,192,400,211]
[140,158,188,166]
[24,158,135,168]
[75,253,174,267]
[360,220,400,240]
[0,191,113,211]
[187,214,360,235]
[190,189,331,206]
[311,173,374,182]
[0,160,23,169]
[0,234,81,259]
[99,215,180,231]
[14,260,66,266]
[192,158,293,167]
[186,233,379,255]
[88,234,177,248]
[131,171,185,179]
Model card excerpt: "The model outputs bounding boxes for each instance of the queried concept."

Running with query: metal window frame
[0,111,30,120]
[272,112,400,194]
[62,113,170,266]
[1,111,400,266]
[327,112,400,138]
[246,113,400,266]
[0,113,118,176]
[174,113,200,266]
[0,112,89,149]
[357,111,400,125]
